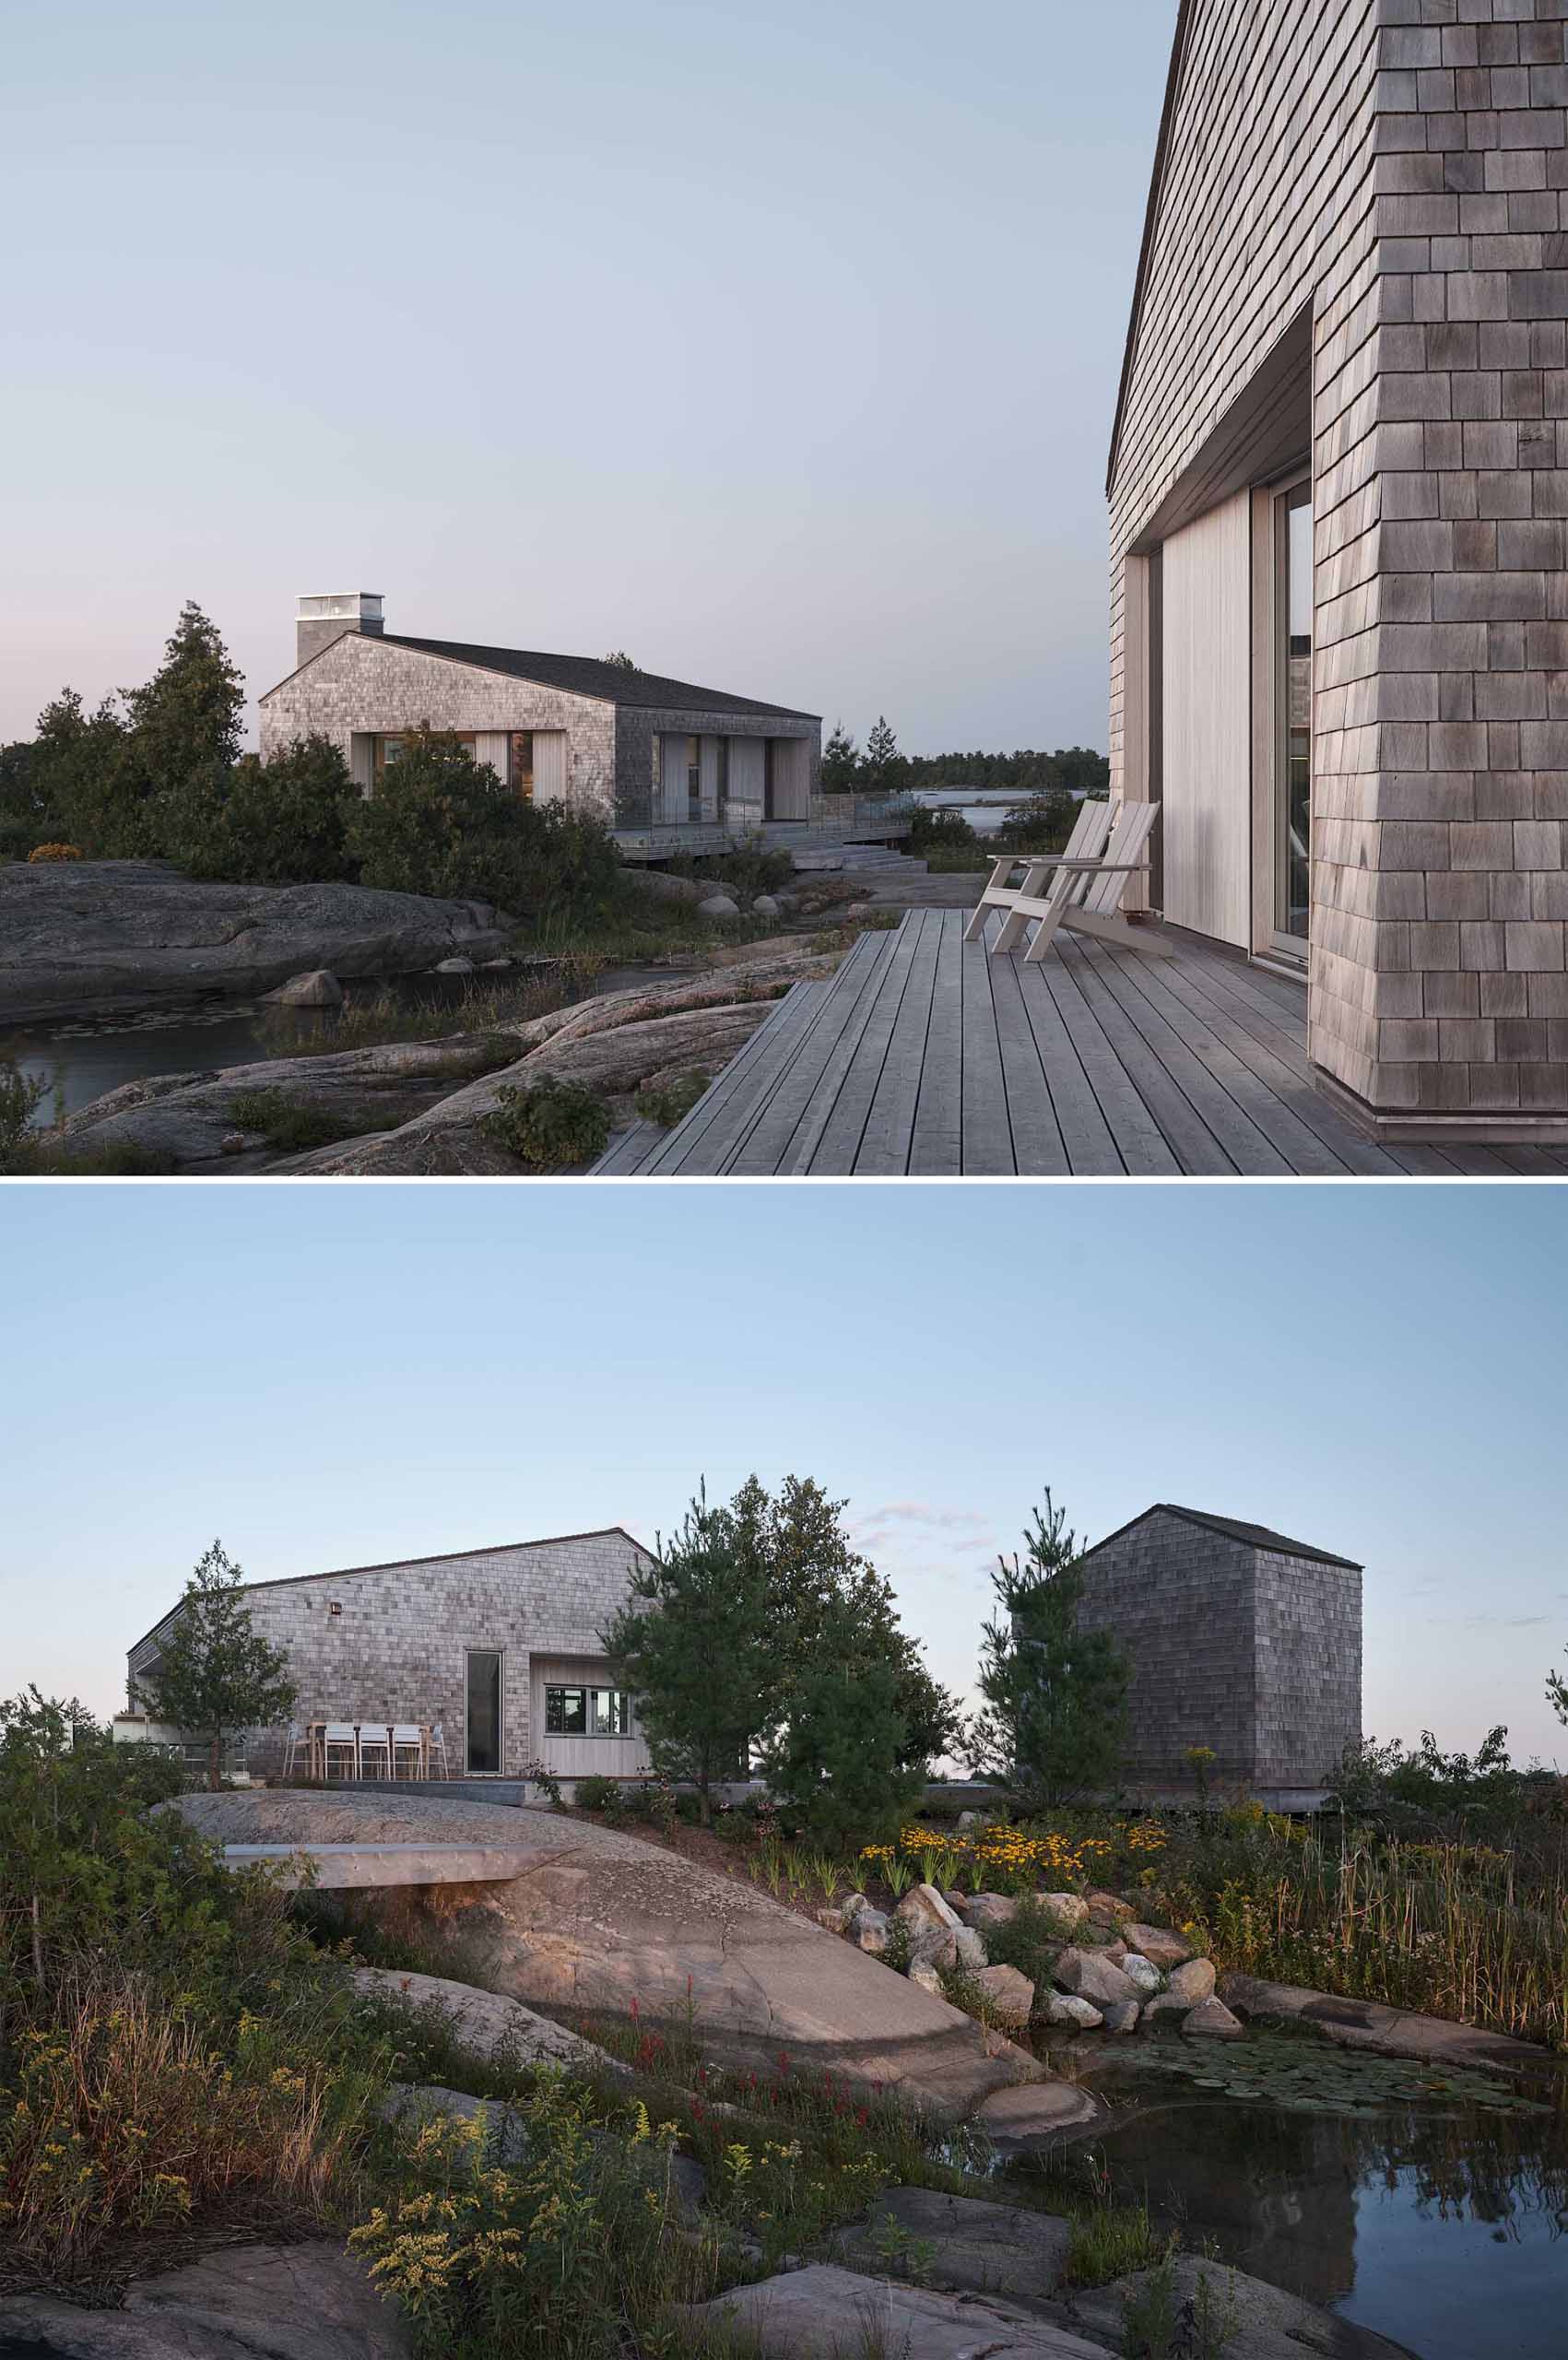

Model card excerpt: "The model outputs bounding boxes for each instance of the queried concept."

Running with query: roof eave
[1106,0,1197,500]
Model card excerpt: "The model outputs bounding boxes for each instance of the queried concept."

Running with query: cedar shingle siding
[1111,0,1568,1140]
[126,1529,656,1780]
[1075,1506,1363,1793]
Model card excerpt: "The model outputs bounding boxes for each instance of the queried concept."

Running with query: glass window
[510,731,535,803]
[1276,485,1313,944]
[687,735,701,819]
[715,738,729,808]
[545,1686,630,1737]
[466,1650,502,1775]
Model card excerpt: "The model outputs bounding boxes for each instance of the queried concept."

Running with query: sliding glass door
[1274,480,1313,952]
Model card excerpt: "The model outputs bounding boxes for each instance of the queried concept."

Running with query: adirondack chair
[962,796,1114,955]
[963,798,1168,962]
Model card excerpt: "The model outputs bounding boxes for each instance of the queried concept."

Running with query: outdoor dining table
[304,1722,432,1779]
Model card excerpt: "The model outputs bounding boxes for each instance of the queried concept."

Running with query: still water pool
[3,963,682,1127]
[1018,2033,1568,2360]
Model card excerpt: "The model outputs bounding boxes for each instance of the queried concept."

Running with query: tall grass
[1167,1823,1568,2047]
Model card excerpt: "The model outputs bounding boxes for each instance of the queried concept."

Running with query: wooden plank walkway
[591,910,1568,1177]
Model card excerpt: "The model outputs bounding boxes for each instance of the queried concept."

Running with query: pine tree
[820,722,861,794]
[861,714,904,793]
[600,1488,773,1823]
[124,602,246,787]
[758,1606,925,1851]
[968,1492,1129,1806]
[137,1541,297,1789]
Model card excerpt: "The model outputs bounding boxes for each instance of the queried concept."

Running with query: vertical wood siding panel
[1161,489,1253,948]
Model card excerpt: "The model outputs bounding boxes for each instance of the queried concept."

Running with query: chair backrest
[324,1722,356,1743]
[392,1724,422,1745]
[1081,800,1158,915]
[358,1723,390,1744]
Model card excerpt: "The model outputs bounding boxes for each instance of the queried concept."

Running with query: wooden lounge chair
[963,797,1168,962]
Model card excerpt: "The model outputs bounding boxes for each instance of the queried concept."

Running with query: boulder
[1119,1953,1162,1998]
[973,2080,1105,2153]
[940,1889,969,1916]
[970,1965,1034,2028]
[261,967,342,1007]
[1069,2255,1413,2359]
[698,892,741,917]
[1084,1889,1131,1929]
[955,1810,984,1830]
[896,1882,962,1934]
[1167,1956,1217,2005]
[1042,1992,1103,2030]
[954,1925,988,1970]
[0,2240,414,2359]
[831,2187,1074,2308]
[1182,1995,1244,2040]
[818,1904,852,1933]
[963,1893,1018,1931]
[1100,2000,1140,2035]
[432,954,475,974]
[1123,1922,1193,1969]
[622,865,709,903]
[679,2263,1110,2358]
[1037,1893,1091,1936]
[853,1906,890,1955]
[908,1927,960,1973]
[1138,1990,1192,2025]
[1053,1947,1139,2011]
[751,894,782,916]
[0,858,513,1023]
[909,1960,946,1998]
[839,1890,870,1919]
[351,1965,631,2078]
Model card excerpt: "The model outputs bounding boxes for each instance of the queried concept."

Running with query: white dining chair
[358,1724,391,1780]
[392,1724,424,1780]
[428,1723,450,1780]
[282,1723,308,1779]
[322,1722,359,1780]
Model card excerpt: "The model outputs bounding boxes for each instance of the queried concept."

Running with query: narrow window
[466,1649,503,1775]
[511,730,535,803]
[1275,483,1313,947]
[714,738,729,813]
[687,735,701,820]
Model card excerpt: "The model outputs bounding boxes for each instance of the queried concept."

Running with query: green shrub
[980,1896,1066,2006]
[634,1069,710,1128]
[0,1059,48,1162]
[159,737,359,885]
[667,845,793,900]
[227,1089,400,1153]
[572,1776,625,1814]
[478,1077,611,1172]
[347,728,619,918]
[905,805,978,851]
[993,787,1078,851]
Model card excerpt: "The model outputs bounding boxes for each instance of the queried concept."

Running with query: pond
[3,962,690,1127]
[1014,2030,1568,2360]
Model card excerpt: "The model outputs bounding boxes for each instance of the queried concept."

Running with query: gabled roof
[1107,0,1197,495]
[1082,1504,1362,1572]
[127,1526,654,1656]
[261,630,818,720]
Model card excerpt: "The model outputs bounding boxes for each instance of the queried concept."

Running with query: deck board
[590,914,1568,1177]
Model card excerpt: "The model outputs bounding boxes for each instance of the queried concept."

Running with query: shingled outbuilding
[1075,1504,1362,1804]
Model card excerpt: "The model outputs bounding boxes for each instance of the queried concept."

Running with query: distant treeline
[821,717,1109,799]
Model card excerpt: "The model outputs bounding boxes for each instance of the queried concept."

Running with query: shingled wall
[127,1530,654,1778]
[1074,1509,1362,1791]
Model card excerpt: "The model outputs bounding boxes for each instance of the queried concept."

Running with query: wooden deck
[593,909,1568,1178]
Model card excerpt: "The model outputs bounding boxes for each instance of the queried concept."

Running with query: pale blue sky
[0,0,1173,752]
[4,1183,1565,1765]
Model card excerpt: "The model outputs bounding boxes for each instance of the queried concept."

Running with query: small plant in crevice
[477,1076,611,1172]
[634,1068,711,1128]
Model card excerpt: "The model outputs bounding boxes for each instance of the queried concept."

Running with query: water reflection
[1040,2050,1568,2360]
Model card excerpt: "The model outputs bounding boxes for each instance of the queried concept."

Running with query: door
[1161,489,1251,947]
[466,1649,503,1775]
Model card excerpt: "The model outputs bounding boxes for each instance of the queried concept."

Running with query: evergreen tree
[137,1541,297,1790]
[819,722,861,794]
[124,602,246,787]
[600,1488,773,1823]
[734,1473,961,1767]
[861,714,904,793]
[158,735,358,884]
[967,1491,1129,1806]
[27,688,131,853]
[601,651,639,671]
[758,1606,925,1851]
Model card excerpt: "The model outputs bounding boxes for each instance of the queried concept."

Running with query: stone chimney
[296,592,383,669]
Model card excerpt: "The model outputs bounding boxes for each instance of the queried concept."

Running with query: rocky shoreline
[0,860,514,1023]
[42,936,839,1174]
